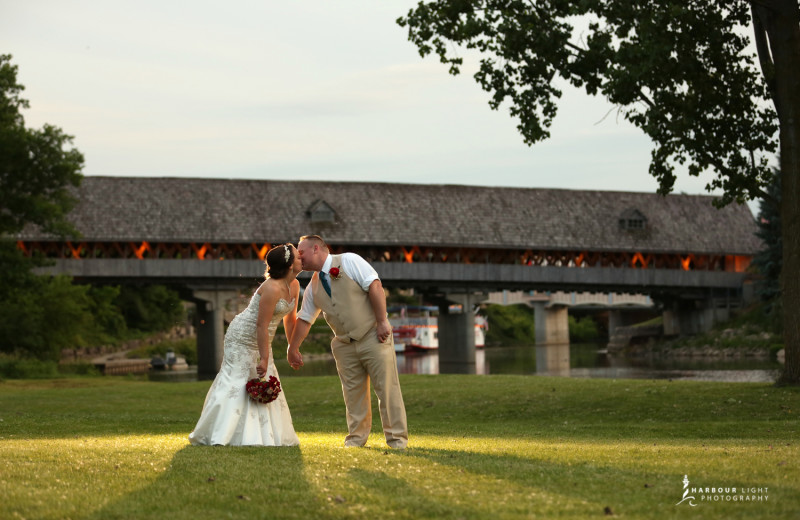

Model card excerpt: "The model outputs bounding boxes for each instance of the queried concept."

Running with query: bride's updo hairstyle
[264,243,294,280]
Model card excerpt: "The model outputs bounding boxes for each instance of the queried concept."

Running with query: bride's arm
[282,280,299,344]
[255,283,280,377]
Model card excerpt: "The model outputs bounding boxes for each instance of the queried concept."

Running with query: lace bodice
[225,293,294,353]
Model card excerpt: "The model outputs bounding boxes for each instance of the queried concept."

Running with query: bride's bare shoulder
[255,279,279,297]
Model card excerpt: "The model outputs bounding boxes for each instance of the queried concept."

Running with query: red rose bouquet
[245,376,282,404]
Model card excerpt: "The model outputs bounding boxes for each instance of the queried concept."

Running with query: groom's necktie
[320,271,332,297]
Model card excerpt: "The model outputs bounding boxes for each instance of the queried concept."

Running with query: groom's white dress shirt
[297,252,379,324]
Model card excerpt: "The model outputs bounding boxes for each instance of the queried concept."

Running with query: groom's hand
[376,319,392,343]
[287,347,304,370]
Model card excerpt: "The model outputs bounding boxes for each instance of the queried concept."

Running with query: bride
[189,244,301,446]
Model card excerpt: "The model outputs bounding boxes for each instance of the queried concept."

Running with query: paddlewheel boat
[390,306,488,353]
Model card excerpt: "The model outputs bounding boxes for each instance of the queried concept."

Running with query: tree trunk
[754,1,800,384]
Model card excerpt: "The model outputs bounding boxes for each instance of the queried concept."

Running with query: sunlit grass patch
[1,375,798,519]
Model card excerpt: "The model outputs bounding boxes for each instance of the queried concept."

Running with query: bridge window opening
[626,218,644,229]
[725,255,751,273]
[630,252,650,269]
[619,217,646,230]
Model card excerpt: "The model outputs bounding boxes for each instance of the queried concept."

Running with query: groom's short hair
[300,234,329,251]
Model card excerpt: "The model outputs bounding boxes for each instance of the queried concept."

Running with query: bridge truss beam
[17,240,752,272]
[36,259,750,295]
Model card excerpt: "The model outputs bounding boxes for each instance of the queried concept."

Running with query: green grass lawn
[1,375,798,519]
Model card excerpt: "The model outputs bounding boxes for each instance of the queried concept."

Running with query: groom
[287,235,408,449]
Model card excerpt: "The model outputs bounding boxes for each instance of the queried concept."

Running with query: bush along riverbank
[611,302,784,363]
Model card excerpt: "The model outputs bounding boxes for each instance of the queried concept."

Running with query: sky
[1,1,769,214]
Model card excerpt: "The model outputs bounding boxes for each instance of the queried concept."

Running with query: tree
[398,1,800,384]
[116,285,185,333]
[0,54,86,360]
[0,275,94,360]
[1,54,84,239]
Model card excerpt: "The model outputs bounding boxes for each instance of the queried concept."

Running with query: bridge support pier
[532,301,570,376]
[532,302,570,345]
[191,289,238,380]
[608,310,622,338]
[662,297,729,336]
[436,292,487,374]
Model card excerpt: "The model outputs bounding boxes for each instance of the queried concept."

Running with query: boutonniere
[329,267,341,280]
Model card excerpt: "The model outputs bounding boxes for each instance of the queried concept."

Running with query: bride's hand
[287,346,303,370]
[256,358,269,378]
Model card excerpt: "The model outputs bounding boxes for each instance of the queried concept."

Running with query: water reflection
[272,344,782,383]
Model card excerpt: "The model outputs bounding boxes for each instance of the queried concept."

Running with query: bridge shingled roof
[19,176,761,255]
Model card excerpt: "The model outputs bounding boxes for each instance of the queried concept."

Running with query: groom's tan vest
[312,254,376,342]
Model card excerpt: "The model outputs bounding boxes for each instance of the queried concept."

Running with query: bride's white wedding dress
[189,292,299,446]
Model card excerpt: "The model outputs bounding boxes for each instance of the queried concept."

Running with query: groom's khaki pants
[331,328,408,448]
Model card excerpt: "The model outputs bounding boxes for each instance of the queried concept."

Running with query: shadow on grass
[377,445,797,519]
[85,445,326,520]
[347,467,476,519]
[370,448,664,518]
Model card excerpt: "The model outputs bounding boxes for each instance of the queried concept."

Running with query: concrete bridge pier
[191,289,238,380]
[531,301,570,376]
[436,292,487,374]
[532,301,570,345]
[662,297,728,336]
[608,310,623,338]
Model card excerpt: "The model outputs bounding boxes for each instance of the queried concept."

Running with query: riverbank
[1,376,797,519]
[608,301,785,365]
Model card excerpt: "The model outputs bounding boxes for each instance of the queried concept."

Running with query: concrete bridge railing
[485,290,654,308]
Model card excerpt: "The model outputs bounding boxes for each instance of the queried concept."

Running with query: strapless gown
[189,293,299,446]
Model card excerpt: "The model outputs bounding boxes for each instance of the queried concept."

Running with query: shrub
[126,337,197,366]
[569,315,601,343]
[0,276,95,361]
[116,285,185,333]
[58,362,101,376]
[0,354,59,379]
[483,304,536,346]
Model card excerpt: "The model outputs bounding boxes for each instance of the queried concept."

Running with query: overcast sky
[2,1,769,214]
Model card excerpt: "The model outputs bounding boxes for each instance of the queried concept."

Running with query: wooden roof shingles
[18,176,761,255]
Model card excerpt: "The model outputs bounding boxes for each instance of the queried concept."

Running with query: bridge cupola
[618,208,647,231]
[307,199,336,224]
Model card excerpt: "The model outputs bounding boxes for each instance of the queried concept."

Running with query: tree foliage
[568,315,601,343]
[0,55,90,361]
[753,164,782,303]
[398,1,800,384]
[483,304,536,346]
[398,1,778,205]
[0,274,93,360]
[0,54,83,238]
[116,285,185,333]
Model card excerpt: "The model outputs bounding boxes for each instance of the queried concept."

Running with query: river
[269,343,783,383]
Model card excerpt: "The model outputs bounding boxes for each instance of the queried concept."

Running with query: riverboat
[389,306,487,352]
